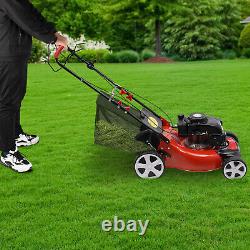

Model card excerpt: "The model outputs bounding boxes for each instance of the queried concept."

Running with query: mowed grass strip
[0,60,250,249]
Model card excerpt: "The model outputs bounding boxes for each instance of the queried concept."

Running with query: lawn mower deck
[53,45,247,180]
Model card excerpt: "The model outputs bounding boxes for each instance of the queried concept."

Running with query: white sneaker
[16,133,39,147]
[0,148,32,173]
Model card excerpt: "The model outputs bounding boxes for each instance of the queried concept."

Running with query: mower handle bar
[54,45,123,89]
[54,45,77,59]
[53,44,163,120]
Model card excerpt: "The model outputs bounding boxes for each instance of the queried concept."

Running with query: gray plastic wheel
[135,152,165,179]
[223,157,247,179]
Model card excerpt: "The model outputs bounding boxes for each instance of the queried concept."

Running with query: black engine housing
[178,113,226,149]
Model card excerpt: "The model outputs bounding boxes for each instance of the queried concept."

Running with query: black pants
[0,59,27,152]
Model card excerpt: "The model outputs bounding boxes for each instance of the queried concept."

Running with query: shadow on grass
[83,145,135,179]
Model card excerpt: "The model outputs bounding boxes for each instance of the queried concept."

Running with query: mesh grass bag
[94,94,150,152]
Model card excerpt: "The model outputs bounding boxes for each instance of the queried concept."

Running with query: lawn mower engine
[178,113,226,150]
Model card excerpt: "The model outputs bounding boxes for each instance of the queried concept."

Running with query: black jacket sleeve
[1,0,57,44]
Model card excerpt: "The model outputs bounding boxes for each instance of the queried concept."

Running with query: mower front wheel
[134,151,165,179]
[223,157,247,180]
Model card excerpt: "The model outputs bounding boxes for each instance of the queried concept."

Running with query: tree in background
[99,0,177,55]
[218,0,241,50]
[95,1,147,51]
[31,0,248,60]
[32,0,101,39]
[239,23,250,58]
[239,23,250,48]
[163,0,223,60]
[237,0,250,18]
[142,0,177,56]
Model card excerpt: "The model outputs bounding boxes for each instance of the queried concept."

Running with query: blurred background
[31,0,250,63]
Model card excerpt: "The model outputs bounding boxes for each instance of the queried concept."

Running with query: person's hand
[55,32,68,49]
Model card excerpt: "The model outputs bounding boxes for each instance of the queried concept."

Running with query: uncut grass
[0,60,250,249]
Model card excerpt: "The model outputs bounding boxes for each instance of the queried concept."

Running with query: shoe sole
[0,159,32,173]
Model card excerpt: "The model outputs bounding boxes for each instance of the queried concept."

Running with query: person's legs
[0,60,27,151]
[0,59,31,172]
[12,61,40,147]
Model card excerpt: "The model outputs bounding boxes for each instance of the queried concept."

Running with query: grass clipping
[95,120,149,152]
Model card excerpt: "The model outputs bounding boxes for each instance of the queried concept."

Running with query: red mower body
[158,119,239,172]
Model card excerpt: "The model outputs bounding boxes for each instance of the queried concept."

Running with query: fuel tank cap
[188,113,208,123]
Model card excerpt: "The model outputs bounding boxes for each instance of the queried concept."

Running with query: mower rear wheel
[223,157,247,179]
[135,151,165,179]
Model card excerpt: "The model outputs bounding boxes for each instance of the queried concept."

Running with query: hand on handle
[54,45,65,59]
[54,32,69,59]
[55,32,68,48]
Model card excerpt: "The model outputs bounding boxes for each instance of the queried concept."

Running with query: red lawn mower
[51,45,247,180]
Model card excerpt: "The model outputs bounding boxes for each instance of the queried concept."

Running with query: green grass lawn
[1,60,250,249]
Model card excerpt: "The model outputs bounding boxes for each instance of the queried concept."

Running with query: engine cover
[178,113,226,148]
